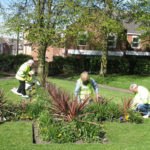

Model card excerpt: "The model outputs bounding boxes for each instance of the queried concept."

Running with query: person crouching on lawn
[75,71,100,104]
[130,84,150,118]
[15,59,34,98]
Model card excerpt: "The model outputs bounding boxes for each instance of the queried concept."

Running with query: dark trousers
[17,80,26,95]
[135,104,150,116]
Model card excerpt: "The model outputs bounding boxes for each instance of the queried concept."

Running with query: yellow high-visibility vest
[78,78,94,100]
[15,63,30,81]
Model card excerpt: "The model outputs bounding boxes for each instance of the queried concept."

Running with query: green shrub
[48,56,150,75]
[89,57,101,74]
[37,111,103,143]
[107,57,130,74]
[0,54,32,73]
[83,102,122,122]
[25,86,50,119]
[134,59,150,74]
[119,111,143,124]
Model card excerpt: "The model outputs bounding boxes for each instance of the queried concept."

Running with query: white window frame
[131,35,140,49]
[77,31,87,46]
[108,33,117,48]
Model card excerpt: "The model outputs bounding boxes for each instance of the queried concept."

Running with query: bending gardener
[75,71,99,103]
[130,84,150,118]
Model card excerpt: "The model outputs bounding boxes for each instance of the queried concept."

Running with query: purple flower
[120,116,123,120]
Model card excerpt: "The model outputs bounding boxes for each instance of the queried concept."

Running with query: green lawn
[48,78,133,103]
[0,79,24,104]
[66,74,150,90]
[1,76,150,150]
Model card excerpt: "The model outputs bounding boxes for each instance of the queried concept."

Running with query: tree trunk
[38,44,47,77]
[99,32,108,77]
[16,31,19,55]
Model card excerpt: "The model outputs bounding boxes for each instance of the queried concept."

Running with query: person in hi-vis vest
[130,84,150,119]
[75,71,100,103]
[15,59,34,98]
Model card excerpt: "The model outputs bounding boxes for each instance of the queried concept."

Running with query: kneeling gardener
[75,71,100,103]
[130,84,150,118]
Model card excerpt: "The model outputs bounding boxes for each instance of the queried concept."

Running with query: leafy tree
[2,0,81,76]
[1,1,24,54]
[72,0,127,76]
[2,0,129,77]
[128,0,150,49]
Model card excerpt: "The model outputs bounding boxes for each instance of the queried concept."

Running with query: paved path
[99,84,132,93]
[0,76,15,80]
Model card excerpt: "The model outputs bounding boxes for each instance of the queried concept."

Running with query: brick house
[23,40,65,62]
[66,21,150,57]
[23,20,150,60]
[0,37,23,55]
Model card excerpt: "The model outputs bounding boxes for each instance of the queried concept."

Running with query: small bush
[0,54,32,73]
[37,111,103,143]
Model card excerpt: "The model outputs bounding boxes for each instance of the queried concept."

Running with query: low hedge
[0,54,32,73]
[48,56,150,75]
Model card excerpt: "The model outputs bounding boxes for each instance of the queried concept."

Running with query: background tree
[128,0,150,49]
[70,0,127,77]
[1,1,24,54]
[1,0,81,76]
[25,0,82,77]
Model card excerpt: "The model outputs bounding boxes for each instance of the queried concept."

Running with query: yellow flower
[58,133,62,137]
[32,98,36,102]
[44,127,47,130]
[20,116,24,120]
[125,114,130,120]
[30,116,33,120]
[37,121,40,125]
[26,116,29,119]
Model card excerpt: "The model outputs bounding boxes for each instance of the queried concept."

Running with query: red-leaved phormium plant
[0,90,13,122]
[46,82,89,122]
[120,97,132,117]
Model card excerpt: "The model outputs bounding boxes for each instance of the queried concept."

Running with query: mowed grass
[48,78,133,104]
[1,76,150,149]
[66,74,150,90]
[0,79,24,104]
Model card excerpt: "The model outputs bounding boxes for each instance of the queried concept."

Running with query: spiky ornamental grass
[0,90,15,121]
[120,97,132,118]
[46,82,89,122]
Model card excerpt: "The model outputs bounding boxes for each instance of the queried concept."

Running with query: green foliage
[83,101,122,122]
[2,101,27,121]
[48,56,150,76]
[0,54,32,72]
[37,111,103,143]
[46,82,89,122]
[2,85,49,121]
[133,59,150,74]
[107,58,130,74]
[128,111,143,124]
[25,85,50,119]
[128,0,150,45]
[89,57,101,73]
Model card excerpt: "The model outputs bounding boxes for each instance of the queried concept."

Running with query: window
[108,34,116,48]
[19,44,23,50]
[132,36,140,49]
[78,31,87,46]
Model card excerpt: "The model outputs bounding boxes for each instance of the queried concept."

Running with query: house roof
[122,20,143,35]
